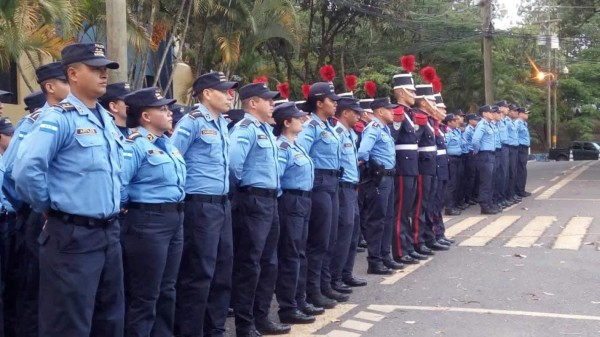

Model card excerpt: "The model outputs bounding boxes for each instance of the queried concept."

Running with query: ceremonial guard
[472,105,499,214]
[431,92,452,247]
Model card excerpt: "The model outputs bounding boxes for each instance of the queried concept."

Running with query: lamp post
[536,71,555,150]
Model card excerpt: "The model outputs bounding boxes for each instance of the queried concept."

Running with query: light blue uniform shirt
[171,104,230,195]
[515,118,530,146]
[491,121,501,149]
[3,104,47,210]
[472,119,496,153]
[335,123,359,184]
[462,125,475,153]
[357,117,396,169]
[277,135,314,191]
[505,116,519,146]
[0,157,14,213]
[120,127,186,204]
[297,114,342,170]
[13,93,123,218]
[498,118,509,145]
[446,128,463,156]
[229,113,280,189]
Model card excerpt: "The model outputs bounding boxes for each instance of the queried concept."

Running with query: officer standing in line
[472,105,500,214]
[100,82,132,138]
[505,104,522,204]
[296,82,343,309]
[515,107,531,197]
[272,102,317,325]
[171,71,237,337]
[120,87,186,337]
[461,113,481,206]
[329,97,364,295]
[357,97,398,275]
[495,101,513,206]
[390,69,424,265]
[0,118,15,337]
[13,43,124,337]
[229,83,289,337]
[491,106,505,210]
[444,113,463,216]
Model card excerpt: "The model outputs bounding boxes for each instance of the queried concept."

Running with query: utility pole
[545,16,552,150]
[106,0,128,83]
[482,0,494,104]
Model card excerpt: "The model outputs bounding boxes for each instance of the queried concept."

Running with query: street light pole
[553,79,557,148]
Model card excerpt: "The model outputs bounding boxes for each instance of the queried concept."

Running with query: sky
[494,0,523,30]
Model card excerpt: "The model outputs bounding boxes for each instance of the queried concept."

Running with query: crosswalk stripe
[504,216,557,248]
[459,215,521,247]
[445,216,487,239]
[553,216,593,250]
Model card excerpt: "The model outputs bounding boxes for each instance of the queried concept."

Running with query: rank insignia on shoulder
[189,111,203,119]
[146,133,155,141]
[320,122,326,128]
[372,122,380,128]
[126,132,142,142]
[335,127,343,134]
[240,118,253,127]
[257,134,268,140]
[201,129,217,135]
[279,142,290,150]
[55,102,76,112]
[28,111,42,122]
[308,120,319,128]
[76,128,98,135]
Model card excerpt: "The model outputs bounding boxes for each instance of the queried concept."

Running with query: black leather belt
[383,169,396,176]
[239,186,277,198]
[478,150,494,154]
[283,189,311,198]
[128,202,184,212]
[519,145,530,148]
[185,194,228,204]
[48,209,117,228]
[315,169,341,177]
[339,182,358,189]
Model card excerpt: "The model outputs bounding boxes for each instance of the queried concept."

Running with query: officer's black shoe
[427,241,450,251]
[436,239,451,247]
[307,293,337,309]
[481,207,498,215]
[457,203,469,210]
[331,280,353,294]
[356,246,366,253]
[518,191,532,197]
[236,329,263,337]
[367,262,394,275]
[255,320,291,335]
[279,309,316,325]
[322,289,350,302]
[358,239,368,248]
[445,208,461,216]
[228,307,235,317]
[441,236,455,244]
[415,245,435,256]
[397,255,420,264]
[409,251,429,260]
[383,259,404,270]
[343,276,367,287]
[467,199,478,205]
[299,303,325,316]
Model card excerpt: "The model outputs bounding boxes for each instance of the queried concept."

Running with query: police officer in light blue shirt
[472,105,499,214]
[495,101,512,208]
[491,106,504,208]
[171,71,238,337]
[461,114,481,205]
[100,82,132,138]
[12,43,124,337]
[357,97,397,275]
[271,102,317,325]
[120,87,186,337]
[515,107,531,197]
[229,83,291,336]
[443,114,463,214]
[505,104,521,203]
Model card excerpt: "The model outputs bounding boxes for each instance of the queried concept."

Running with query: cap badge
[93,44,105,57]
[154,90,164,100]
[124,83,131,90]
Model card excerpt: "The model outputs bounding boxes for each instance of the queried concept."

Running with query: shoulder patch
[55,102,76,112]
[126,132,142,143]
[308,120,319,128]
[28,111,42,122]
[279,141,290,150]
[188,110,203,119]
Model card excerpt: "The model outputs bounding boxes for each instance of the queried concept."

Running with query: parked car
[548,141,600,161]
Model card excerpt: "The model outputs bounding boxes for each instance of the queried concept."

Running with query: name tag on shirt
[201,129,217,135]
[148,149,165,155]
[257,134,268,140]
[76,128,98,135]
[321,131,331,137]
[294,153,305,158]
[344,143,353,148]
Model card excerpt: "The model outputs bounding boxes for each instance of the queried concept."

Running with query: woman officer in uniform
[120,87,186,337]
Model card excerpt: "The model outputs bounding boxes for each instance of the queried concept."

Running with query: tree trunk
[17,61,35,93]
[135,0,158,89]
[152,0,187,87]
[304,0,314,81]
[164,0,193,94]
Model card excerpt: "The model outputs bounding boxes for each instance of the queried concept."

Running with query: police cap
[24,91,46,111]
[101,82,132,102]
[495,100,509,107]
[371,97,399,111]
[0,117,15,134]
[478,105,494,115]
[239,82,280,101]
[61,43,119,69]
[508,104,518,111]
[192,72,238,97]
[273,102,307,122]
[36,62,66,84]
[466,113,481,122]
[443,113,458,124]
[124,87,176,109]
[309,82,341,101]
[337,97,364,114]
[517,107,529,114]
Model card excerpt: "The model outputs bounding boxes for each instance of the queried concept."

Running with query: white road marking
[552,216,593,250]
[340,319,373,332]
[380,258,431,285]
[537,163,594,200]
[290,304,357,335]
[375,305,600,321]
[550,176,560,182]
[549,198,600,201]
[367,304,400,313]
[354,311,385,322]
[326,330,361,337]
[459,216,521,247]
[531,185,545,194]
[444,216,487,239]
[504,216,556,248]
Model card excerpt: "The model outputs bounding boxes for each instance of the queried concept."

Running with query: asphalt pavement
[225,160,600,337]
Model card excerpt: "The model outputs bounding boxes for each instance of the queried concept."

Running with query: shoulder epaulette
[188,110,203,119]
[371,122,380,128]
[335,127,344,134]
[27,110,42,122]
[279,141,290,150]
[55,102,76,112]
[126,132,142,143]
[309,120,319,128]
[240,118,253,127]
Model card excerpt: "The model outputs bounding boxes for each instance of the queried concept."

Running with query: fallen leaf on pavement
[404,321,416,324]
[543,292,555,296]
[583,242,594,245]
[521,207,529,210]
[331,319,340,323]
[513,254,527,258]
[591,301,600,304]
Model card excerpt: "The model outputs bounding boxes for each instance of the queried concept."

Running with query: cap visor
[351,107,365,113]
[83,58,120,69]
[291,111,308,118]
[0,126,15,134]
[147,98,177,107]
[326,93,341,101]
[213,81,238,90]
[259,91,281,100]
[384,104,399,109]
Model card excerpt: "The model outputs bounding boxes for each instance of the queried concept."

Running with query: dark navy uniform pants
[275,192,311,314]
[516,145,529,195]
[330,186,357,284]
[305,173,338,298]
[413,175,436,246]
[38,215,124,337]
[506,146,519,198]
[432,179,447,241]
[175,197,232,337]
[446,156,462,209]
[392,175,417,259]
[493,149,503,203]
[362,175,394,265]
[1,213,17,337]
[477,151,496,208]
[122,207,183,337]
[232,192,279,334]
[499,146,510,201]
[342,198,361,281]
[464,153,479,203]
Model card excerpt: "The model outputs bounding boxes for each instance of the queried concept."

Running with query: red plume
[364,80,377,98]
[319,64,336,82]
[400,55,415,73]
[276,82,290,99]
[432,76,442,93]
[253,76,268,83]
[420,66,437,84]
[344,75,357,92]
[301,84,311,99]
